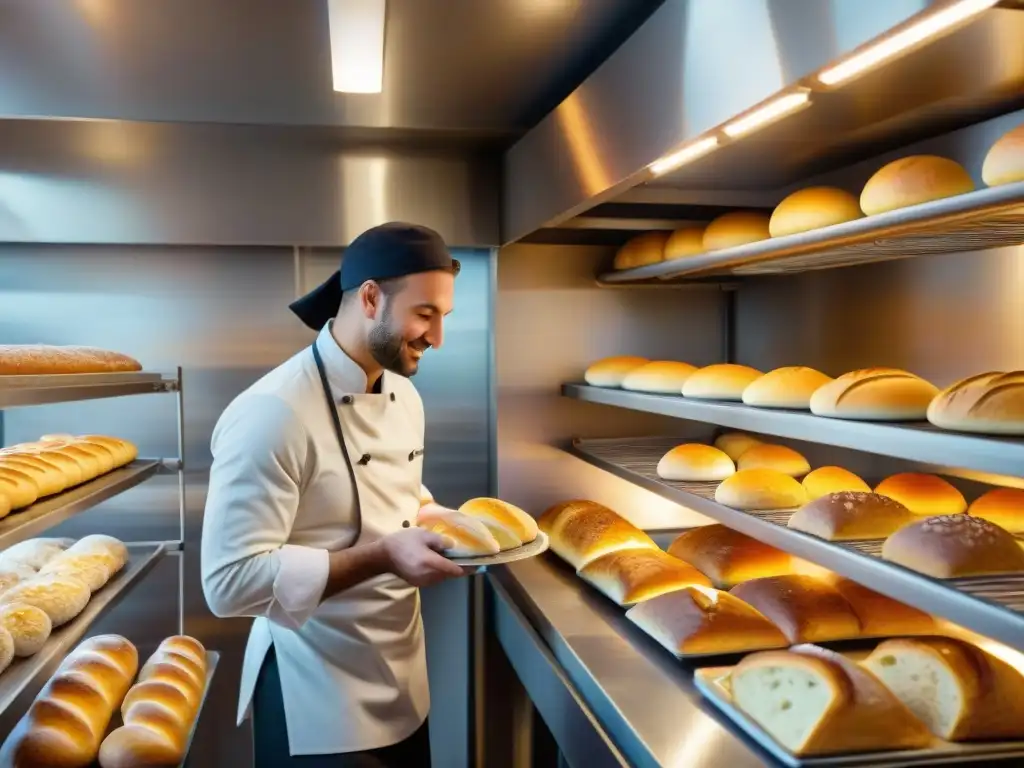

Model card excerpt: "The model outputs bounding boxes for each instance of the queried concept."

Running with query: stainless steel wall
[0,244,493,767]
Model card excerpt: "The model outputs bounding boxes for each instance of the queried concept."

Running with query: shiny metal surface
[0,372,172,407]
[182,652,220,768]
[488,556,770,768]
[0,119,500,246]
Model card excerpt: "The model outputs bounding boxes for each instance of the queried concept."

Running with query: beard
[368,304,420,377]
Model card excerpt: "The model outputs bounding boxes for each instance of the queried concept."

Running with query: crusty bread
[0,467,40,510]
[626,585,787,655]
[0,345,143,376]
[65,535,129,571]
[702,212,771,251]
[736,444,810,478]
[729,575,860,643]
[7,449,87,486]
[0,456,67,497]
[656,444,735,482]
[730,644,932,755]
[713,432,762,462]
[865,637,1024,741]
[801,466,870,500]
[577,547,711,606]
[667,524,792,588]
[810,367,939,421]
[927,371,1024,435]
[416,508,500,558]
[968,487,1024,533]
[715,469,808,510]
[663,226,706,261]
[0,602,53,657]
[882,514,1024,578]
[0,538,73,573]
[742,366,834,410]
[583,356,649,388]
[769,187,862,237]
[538,500,658,570]
[39,552,121,593]
[874,473,967,516]
[0,492,9,520]
[982,122,1024,187]
[788,492,918,541]
[459,497,538,550]
[860,155,975,216]
[0,574,92,626]
[825,576,933,637]
[77,436,138,467]
[613,231,670,270]
[621,361,697,393]
[683,364,764,401]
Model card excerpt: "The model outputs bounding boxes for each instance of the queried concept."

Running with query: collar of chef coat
[315,322,386,399]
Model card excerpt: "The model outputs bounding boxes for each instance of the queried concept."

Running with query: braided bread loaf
[99,636,208,768]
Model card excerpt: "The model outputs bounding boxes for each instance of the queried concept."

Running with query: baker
[200,222,468,767]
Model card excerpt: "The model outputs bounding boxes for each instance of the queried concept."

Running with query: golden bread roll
[36,442,104,481]
[729,644,932,755]
[926,371,1024,435]
[63,346,142,372]
[860,155,975,215]
[810,367,939,421]
[702,211,771,251]
[626,585,787,655]
[66,535,129,570]
[0,467,40,510]
[656,444,735,482]
[76,436,138,467]
[577,547,711,606]
[981,122,1024,187]
[152,635,207,670]
[613,231,670,270]
[968,487,1024,533]
[0,574,92,626]
[882,514,1024,578]
[663,226,706,261]
[715,469,808,510]
[0,456,67,497]
[801,466,870,500]
[459,497,537,550]
[416,509,500,558]
[729,575,860,643]
[788,491,918,541]
[40,552,120,593]
[735,444,810,478]
[874,473,967,516]
[865,637,1024,741]
[742,366,834,410]
[538,500,658,570]
[0,538,74,572]
[0,602,53,657]
[2,447,87,487]
[583,356,648,388]
[0,345,142,376]
[621,361,697,394]
[682,363,764,401]
[667,524,792,588]
[769,187,862,237]
[713,432,762,462]
[64,440,117,474]
[825,576,933,637]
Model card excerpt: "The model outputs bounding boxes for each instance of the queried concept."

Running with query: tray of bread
[417,498,549,567]
[0,345,144,379]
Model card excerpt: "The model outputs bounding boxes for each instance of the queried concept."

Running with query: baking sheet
[449,531,549,568]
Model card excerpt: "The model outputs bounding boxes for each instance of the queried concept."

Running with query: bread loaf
[65,535,130,571]
[621,361,697,394]
[76,436,138,467]
[981,122,1024,187]
[865,637,1024,741]
[538,500,658,570]
[1,447,86,486]
[702,212,771,251]
[769,187,862,237]
[882,514,1024,578]
[713,432,762,462]
[0,570,25,596]
[0,574,92,626]
[788,491,918,541]
[860,155,975,215]
[729,644,932,755]
[801,466,870,500]
[583,356,648,388]
[826,576,933,637]
[0,467,40,510]
[667,524,792,588]
[98,636,208,768]
[874,473,967,516]
[626,585,787,655]
[683,364,764,401]
[742,366,834,410]
[0,345,142,376]
[656,444,735,482]
[577,547,711,605]
[729,575,860,643]
[715,469,808,510]
[0,492,9,520]
[0,538,74,572]
[663,226,706,261]
[1,634,139,768]
[416,508,500,558]
[926,371,1024,435]
[0,602,53,657]
[40,552,120,593]
[0,456,67,497]
[0,625,14,674]
[613,232,669,270]
[810,367,939,421]
[968,487,1024,533]
[735,444,810,478]
[459,497,537,550]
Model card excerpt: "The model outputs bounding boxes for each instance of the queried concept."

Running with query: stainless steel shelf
[597,181,1024,282]
[181,650,220,768]
[0,371,175,408]
[0,543,165,717]
[569,436,1024,652]
[563,383,1024,478]
[0,461,162,550]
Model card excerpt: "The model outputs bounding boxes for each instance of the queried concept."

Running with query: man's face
[367,270,455,377]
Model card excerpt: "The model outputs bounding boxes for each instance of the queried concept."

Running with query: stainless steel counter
[487,553,772,768]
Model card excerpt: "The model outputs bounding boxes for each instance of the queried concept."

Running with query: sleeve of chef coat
[201,394,329,629]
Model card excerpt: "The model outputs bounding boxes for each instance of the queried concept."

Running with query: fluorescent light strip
[818,0,997,86]
[328,0,387,94]
[649,136,719,176]
[722,91,811,138]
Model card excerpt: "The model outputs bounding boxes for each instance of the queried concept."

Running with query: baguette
[39,552,121,593]
[0,538,74,573]
[0,345,141,376]
[0,467,40,510]
[0,456,68,497]
[0,574,92,627]
[577,547,710,606]
[538,500,658,570]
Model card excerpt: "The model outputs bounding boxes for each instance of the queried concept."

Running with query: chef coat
[200,322,436,755]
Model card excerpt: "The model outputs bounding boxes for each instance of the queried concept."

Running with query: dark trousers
[253,647,432,768]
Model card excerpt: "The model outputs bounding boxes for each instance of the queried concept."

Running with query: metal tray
[449,531,549,568]
[180,651,219,767]
[0,371,173,408]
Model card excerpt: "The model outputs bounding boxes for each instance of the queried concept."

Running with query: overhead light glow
[722,91,811,138]
[327,0,386,93]
[818,0,998,86]
[649,136,719,177]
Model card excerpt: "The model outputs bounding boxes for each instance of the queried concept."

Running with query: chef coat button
[390,393,396,402]
[358,453,371,465]
[402,520,411,528]
[341,395,353,405]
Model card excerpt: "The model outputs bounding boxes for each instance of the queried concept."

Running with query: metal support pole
[175,366,186,635]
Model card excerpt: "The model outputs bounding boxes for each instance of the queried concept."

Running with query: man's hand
[377,527,465,587]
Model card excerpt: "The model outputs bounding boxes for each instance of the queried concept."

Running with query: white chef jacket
[200,322,435,755]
